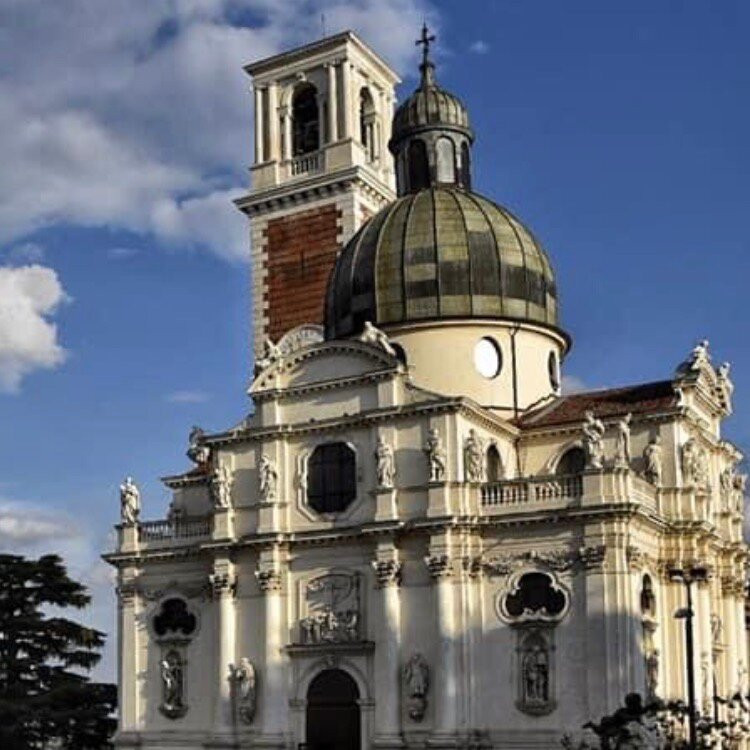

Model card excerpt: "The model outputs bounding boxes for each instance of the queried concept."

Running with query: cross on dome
[415,23,437,87]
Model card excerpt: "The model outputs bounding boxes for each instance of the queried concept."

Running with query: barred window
[307,443,357,514]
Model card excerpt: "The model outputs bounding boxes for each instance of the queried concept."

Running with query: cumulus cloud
[0,265,68,392]
[0,0,437,261]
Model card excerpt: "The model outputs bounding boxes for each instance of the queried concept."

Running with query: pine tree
[0,553,116,749]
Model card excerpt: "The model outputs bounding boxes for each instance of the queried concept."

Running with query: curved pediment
[249,339,401,396]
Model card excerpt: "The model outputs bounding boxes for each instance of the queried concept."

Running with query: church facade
[105,30,749,750]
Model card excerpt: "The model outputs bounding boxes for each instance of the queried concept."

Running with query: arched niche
[486,443,503,483]
[359,87,377,161]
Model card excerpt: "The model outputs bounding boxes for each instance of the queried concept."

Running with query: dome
[325,186,560,340]
[390,79,472,147]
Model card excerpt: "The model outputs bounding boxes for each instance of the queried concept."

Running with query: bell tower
[235,32,400,358]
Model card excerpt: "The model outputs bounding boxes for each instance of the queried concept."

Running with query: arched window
[459,141,472,189]
[407,139,429,191]
[548,351,560,391]
[307,443,357,514]
[359,88,376,161]
[292,84,319,156]
[436,137,456,183]
[556,447,586,476]
[486,444,503,483]
[505,572,566,619]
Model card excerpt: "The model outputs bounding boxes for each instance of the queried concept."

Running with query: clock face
[474,337,502,379]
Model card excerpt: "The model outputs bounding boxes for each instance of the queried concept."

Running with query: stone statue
[701,652,711,716]
[259,455,278,502]
[614,413,632,468]
[186,425,210,467]
[211,462,233,509]
[643,436,663,487]
[359,321,396,356]
[375,435,396,488]
[720,466,735,511]
[690,339,711,369]
[424,427,447,482]
[710,614,723,645]
[254,337,281,375]
[681,438,708,488]
[733,473,747,514]
[404,653,429,721]
[229,658,257,724]
[119,476,140,526]
[645,649,659,699]
[464,429,485,482]
[582,411,605,469]
[159,650,185,718]
[522,641,549,704]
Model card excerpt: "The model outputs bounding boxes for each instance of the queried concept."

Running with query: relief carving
[299,573,361,644]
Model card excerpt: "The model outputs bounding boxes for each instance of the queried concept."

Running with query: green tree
[0,553,116,749]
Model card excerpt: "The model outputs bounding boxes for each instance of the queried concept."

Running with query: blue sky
[0,0,748,681]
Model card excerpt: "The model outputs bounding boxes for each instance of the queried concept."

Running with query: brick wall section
[264,203,342,341]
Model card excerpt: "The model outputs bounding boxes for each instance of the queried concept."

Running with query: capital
[255,568,282,593]
[371,559,402,588]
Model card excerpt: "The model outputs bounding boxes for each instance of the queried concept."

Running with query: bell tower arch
[235,32,400,360]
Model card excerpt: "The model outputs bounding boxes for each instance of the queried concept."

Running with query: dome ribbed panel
[324,187,560,339]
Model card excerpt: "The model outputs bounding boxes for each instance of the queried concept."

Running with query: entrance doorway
[305,668,360,750]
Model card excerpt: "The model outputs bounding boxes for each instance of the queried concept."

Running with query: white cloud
[0,265,69,392]
[469,40,489,54]
[0,0,437,261]
[561,374,589,395]
[5,242,45,263]
[0,499,82,548]
[107,247,141,260]
[165,389,212,403]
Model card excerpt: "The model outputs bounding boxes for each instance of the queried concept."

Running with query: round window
[474,337,502,379]
[548,351,560,390]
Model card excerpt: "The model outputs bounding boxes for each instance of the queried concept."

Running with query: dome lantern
[389,25,474,196]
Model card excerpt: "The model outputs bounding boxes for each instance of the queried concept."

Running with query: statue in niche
[614,413,632,468]
[375,435,396,488]
[119,476,140,526]
[404,653,429,722]
[229,658,257,724]
[645,649,659,699]
[359,320,396,356]
[424,427,447,482]
[701,652,712,716]
[464,429,485,483]
[643,435,663,487]
[186,426,210,467]
[733,473,747,514]
[582,411,605,469]
[159,649,186,718]
[720,466,735,512]
[210,462,232,509]
[254,337,281,375]
[259,455,278,502]
[682,439,709,490]
[521,636,550,705]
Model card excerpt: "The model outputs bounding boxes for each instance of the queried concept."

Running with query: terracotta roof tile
[517,380,677,428]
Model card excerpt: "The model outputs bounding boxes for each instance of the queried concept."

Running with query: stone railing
[290,150,322,176]
[138,515,212,543]
[481,474,583,507]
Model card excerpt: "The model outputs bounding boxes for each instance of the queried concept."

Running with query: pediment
[249,340,400,395]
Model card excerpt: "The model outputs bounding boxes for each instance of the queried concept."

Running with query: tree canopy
[0,553,116,749]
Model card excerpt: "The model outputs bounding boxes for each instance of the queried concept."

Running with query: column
[281,107,292,161]
[378,90,387,160]
[327,62,338,143]
[372,555,402,745]
[254,86,265,163]
[341,61,353,139]
[117,573,140,734]
[256,562,286,745]
[425,552,458,738]
[268,81,280,161]
[317,93,326,149]
[211,561,236,736]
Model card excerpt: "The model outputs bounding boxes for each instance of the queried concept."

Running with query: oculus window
[307,443,357,514]
[474,337,502,379]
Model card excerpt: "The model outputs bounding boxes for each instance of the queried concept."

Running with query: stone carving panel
[403,653,429,722]
[299,572,362,644]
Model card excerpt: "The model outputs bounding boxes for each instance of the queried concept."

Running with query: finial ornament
[415,23,436,86]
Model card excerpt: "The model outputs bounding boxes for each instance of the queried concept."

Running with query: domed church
[106,29,749,750]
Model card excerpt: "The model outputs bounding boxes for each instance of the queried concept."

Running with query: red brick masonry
[264,203,341,342]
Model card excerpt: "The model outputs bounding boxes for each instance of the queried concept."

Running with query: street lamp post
[670,565,709,750]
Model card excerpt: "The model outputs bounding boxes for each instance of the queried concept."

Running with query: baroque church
[105,29,749,750]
